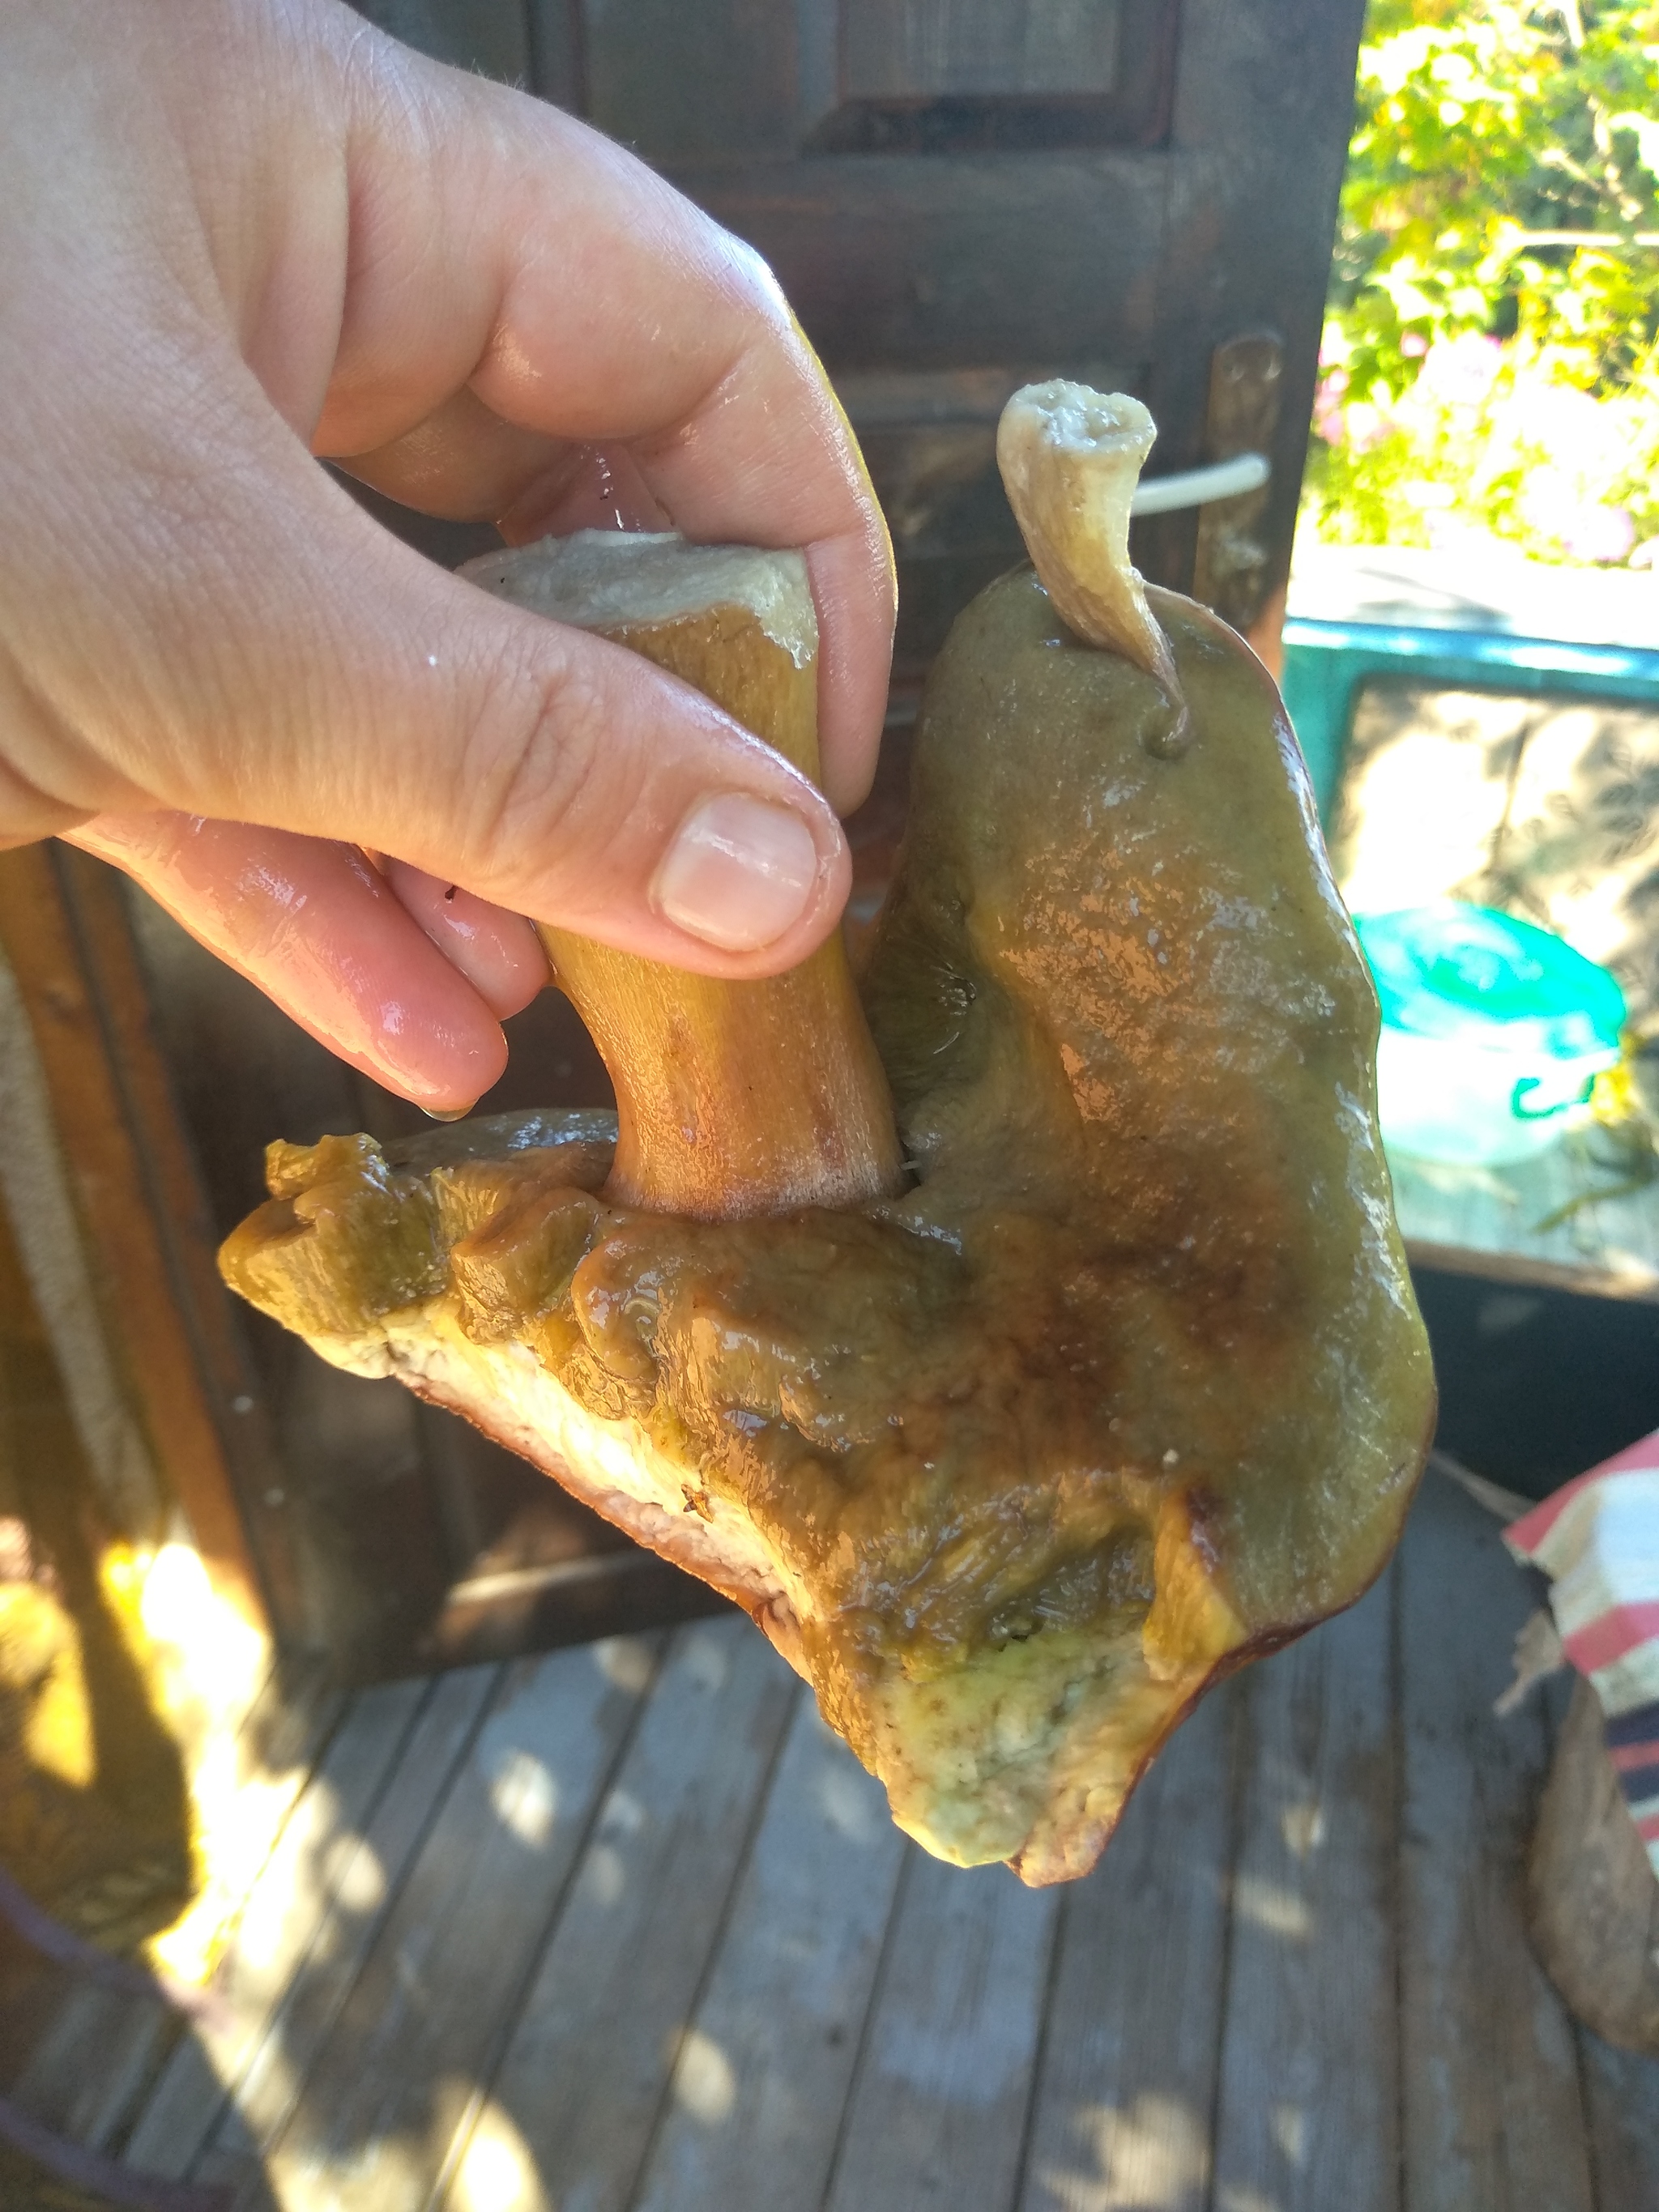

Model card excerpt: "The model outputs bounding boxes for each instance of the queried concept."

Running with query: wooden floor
[6,1468,1659,2212]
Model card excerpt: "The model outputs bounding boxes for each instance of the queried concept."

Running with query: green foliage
[1306,0,1659,562]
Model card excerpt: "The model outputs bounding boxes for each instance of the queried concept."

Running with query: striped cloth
[1505,1429,1659,1877]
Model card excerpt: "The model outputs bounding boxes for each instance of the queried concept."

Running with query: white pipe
[1130,451,1271,515]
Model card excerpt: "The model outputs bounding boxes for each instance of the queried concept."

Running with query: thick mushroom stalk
[460,533,904,1220]
[996,381,1187,722]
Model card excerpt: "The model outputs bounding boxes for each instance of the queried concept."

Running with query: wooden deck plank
[7,1983,181,2163]
[628,1694,908,2212]
[195,1664,505,2208]
[1397,1471,1595,2212]
[124,1674,429,2178]
[1015,1678,1241,2212]
[19,1464,1657,2211]
[438,1618,797,2212]
[11,1660,343,2154]
[1392,1147,1659,1303]
[252,1636,663,2212]
[168,1660,352,2001]
[1209,1571,1401,2212]
[1577,2029,1659,2210]
[821,1850,1060,2212]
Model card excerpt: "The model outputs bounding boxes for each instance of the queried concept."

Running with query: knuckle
[722,234,790,325]
[458,640,628,895]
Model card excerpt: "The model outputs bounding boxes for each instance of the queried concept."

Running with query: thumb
[10,373,853,978]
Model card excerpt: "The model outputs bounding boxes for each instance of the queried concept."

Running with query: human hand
[0,0,895,1111]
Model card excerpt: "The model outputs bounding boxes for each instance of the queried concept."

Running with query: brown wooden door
[365,0,1365,667]
[34,0,1367,1681]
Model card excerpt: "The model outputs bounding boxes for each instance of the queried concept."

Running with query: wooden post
[0,843,277,1639]
[1528,1675,1659,2055]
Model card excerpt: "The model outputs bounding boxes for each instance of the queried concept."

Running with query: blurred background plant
[1304,0,1659,565]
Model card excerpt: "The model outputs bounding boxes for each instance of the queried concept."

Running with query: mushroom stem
[996,382,1186,706]
[461,533,905,1220]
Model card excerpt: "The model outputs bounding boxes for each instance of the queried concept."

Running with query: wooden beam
[1406,1235,1659,1306]
[0,844,276,1635]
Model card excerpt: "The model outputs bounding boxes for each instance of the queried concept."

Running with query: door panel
[357,0,533,80]
[578,0,1163,163]
[804,0,1179,154]
[839,1,1125,100]
[698,154,1168,368]
[583,0,800,161]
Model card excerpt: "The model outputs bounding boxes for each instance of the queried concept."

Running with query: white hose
[1129,451,1270,515]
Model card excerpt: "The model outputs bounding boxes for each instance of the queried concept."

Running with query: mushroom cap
[221,565,1432,1885]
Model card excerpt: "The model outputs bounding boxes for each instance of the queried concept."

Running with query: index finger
[313,34,896,808]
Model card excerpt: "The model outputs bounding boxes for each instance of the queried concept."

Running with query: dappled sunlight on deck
[2,1472,1657,2210]
[1035,2091,1211,2212]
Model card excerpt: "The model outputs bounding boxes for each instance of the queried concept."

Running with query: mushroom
[220,386,1435,1886]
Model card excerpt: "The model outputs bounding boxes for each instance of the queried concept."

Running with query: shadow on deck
[4,1468,1657,2212]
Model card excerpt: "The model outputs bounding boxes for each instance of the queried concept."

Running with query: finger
[380,857,549,1016]
[17,372,851,977]
[340,391,672,539]
[310,37,894,810]
[67,813,510,1113]
[504,447,673,541]
[339,384,570,525]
